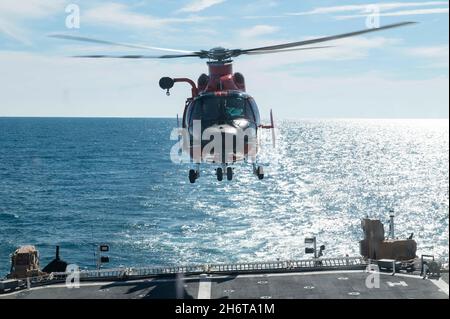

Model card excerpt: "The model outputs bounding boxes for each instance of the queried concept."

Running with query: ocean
[0,118,448,276]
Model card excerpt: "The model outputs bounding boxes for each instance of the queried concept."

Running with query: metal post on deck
[389,210,395,239]
[314,238,317,259]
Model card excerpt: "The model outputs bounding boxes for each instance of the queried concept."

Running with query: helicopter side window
[190,102,202,120]
[248,98,260,124]
[182,103,191,128]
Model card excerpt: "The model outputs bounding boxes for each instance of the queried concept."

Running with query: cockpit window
[190,96,254,124]
[191,97,222,121]
[225,97,247,118]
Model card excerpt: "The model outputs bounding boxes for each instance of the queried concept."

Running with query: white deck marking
[429,278,449,296]
[387,281,408,287]
[197,274,211,299]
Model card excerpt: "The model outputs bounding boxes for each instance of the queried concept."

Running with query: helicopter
[51,21,415,183]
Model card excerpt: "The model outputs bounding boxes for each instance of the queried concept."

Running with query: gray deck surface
[441,272,449,284]
[1,270,448,299]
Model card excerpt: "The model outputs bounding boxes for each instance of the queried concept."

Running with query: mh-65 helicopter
[52,21,415,183]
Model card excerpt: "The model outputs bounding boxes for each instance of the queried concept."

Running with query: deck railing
[1,256,365,293]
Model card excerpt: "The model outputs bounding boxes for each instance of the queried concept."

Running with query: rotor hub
[198,47,241,62]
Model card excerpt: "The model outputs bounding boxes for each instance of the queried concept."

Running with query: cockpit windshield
[190,96,254,123]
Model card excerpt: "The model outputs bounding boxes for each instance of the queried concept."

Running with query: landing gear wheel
[257,166,264,180]
[226,167,233,181]
[189,169,197,184]
[216,167,223,181]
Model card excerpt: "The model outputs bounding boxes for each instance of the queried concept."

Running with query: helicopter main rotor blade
[49,34,196,54]
[51,21,416,61]
[239,22,416,54]
[72,54,201,59]
[243,46,334,55]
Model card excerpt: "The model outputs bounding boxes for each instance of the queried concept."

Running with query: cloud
[0,50,202,117]
[243,15,284,19]
[0,0,66,18]
[0,20,31,45]
[287,1,449,16]
[409,45,449,58]
[230,35,401,64]
[0,0,66,44]
[83,3,221,29]
[407,45,449,67]
[238,61,449,118]
[245,2,449,20]
[240,25,280,38]
[1,51,448,118]
[241,0,279,13]
[0,50,447,118]
[337,7,449,19]
[178,0,226,13]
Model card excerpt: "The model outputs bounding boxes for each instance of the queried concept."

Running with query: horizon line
[0,116,448,120]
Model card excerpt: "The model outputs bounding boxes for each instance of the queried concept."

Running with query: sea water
[0,118,448,275]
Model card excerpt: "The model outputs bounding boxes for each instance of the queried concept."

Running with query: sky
[0,0,448,118]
